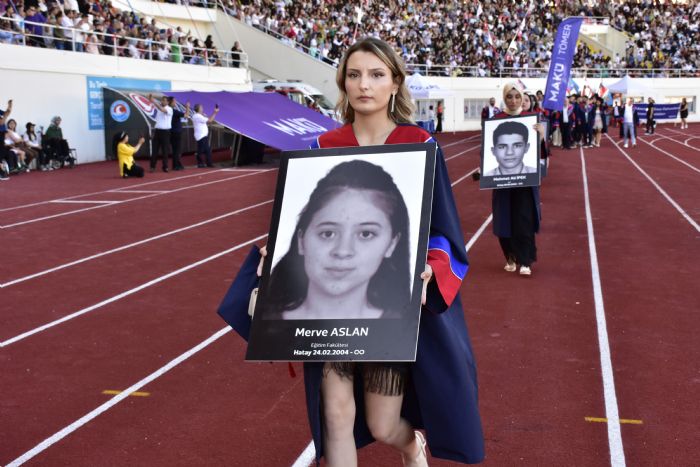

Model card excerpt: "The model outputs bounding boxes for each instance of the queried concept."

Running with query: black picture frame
[479,113,541,189]
[246,143,437,362]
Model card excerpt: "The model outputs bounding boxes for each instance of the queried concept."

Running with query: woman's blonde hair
[335,37,414,125]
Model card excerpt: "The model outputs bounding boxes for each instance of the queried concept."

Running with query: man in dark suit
[481,97,500,122]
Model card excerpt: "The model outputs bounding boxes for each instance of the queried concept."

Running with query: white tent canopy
[606,75,652,96]
[405,73,452,99]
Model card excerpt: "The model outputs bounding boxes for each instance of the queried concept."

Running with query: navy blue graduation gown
[219,124,484,464]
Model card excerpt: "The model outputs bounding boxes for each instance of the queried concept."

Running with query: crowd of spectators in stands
[0,0,246,67]
[233,0,700,77]
[2,0,698,76]
[1,99,76,180]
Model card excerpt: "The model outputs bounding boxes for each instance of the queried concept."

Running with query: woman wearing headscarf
[490,83,543,276]
[44,116,75,168]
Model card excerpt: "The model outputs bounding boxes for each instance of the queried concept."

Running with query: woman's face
[344,50,398,118]
[8,120,16,130]
[122,134,129,144]
[504,89,522,112]
[298,188,399,299]
[521,94,531,111]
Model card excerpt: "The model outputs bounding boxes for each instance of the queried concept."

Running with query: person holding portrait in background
[490,83,544,276]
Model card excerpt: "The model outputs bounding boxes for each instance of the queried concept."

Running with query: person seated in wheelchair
[43,116,76,168]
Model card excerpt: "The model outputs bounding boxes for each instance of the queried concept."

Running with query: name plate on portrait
[246,143,437,362]
[479,114,541,190]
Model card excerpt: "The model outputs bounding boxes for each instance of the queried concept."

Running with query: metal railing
[403,64,698,79]
[228,14,696,79]
[1,16,248,69]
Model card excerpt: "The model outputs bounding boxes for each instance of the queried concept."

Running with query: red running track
[1,126,698,466]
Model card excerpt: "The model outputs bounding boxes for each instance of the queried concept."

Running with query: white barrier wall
[1,43,248,162]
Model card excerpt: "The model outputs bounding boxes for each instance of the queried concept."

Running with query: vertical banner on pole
[543,17,584,111]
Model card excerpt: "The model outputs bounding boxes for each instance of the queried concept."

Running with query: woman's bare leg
[321,364,357,467]
[364,391,422,461]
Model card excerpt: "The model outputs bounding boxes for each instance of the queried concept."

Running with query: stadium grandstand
[1,1,699,466]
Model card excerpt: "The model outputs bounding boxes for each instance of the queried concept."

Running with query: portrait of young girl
[262,158,415,320]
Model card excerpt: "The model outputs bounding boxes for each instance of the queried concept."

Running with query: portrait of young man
[485,120,537,176]
[480,114,540,189]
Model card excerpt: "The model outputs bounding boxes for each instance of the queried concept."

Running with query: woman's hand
[420,264,433,305]
[534,122,545,141]
[138,137,145,145]
[257,245,267,277]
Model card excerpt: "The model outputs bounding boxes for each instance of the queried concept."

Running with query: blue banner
[543,17,584,111]
[86,76,171,130]
[634,103,681,121]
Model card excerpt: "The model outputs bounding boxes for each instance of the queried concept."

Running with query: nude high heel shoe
[402,430,428,467]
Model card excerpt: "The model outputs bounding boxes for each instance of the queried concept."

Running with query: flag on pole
[598,81,608,98]
[566,77,580,95]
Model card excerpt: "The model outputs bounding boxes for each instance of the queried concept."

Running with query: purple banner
[634,103,681,121]
[543,17,584,111]
[165,91,340,150]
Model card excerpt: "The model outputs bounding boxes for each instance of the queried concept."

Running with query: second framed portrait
[246,143,437,362]
[480,113,541,189]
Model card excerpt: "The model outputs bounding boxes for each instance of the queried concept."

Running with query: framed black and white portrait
[480,114,540,189]
[246,143,437,362]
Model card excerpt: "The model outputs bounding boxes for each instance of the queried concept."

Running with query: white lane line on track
[648,132,700,153]
[660,130,700,150]
[442,133,480,148]
[605,134,700,232]
[108,190,169,194]
[0,234,267,348]
[4,164,487,466]
[580,148,626,467]
[48,200,120,205]
[2,146,477,286]
[290,442,316,467]
[465,214,493,252]
[0,199,274,288]
[639,137,700,174]
[5,326,233,467]
[0,168,226,213]
[0,170,274,229]
[445,143,481,161]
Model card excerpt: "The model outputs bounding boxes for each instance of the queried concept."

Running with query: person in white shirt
[148,94,173,172]
[60,10,75,51]
[73,13,90,52]
[622,97,638,148]
[186,102,219,168]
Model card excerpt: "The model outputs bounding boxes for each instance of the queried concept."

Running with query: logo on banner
[110,100,131,122]
[129,93,158,121]
[543,17,583,111]
[263,118,328,136]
